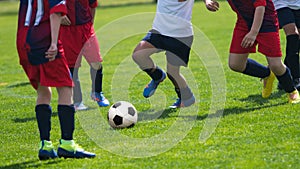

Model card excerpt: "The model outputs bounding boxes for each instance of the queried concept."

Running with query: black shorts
[142,29,193,67]
[277,7,300,29]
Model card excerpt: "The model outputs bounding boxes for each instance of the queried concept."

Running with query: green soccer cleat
[38,140,58,160]
[57,139,96,159]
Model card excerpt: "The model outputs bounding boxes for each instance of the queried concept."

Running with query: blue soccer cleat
[57,139,96,159]
[91,92,110,107]
[169,95,196,109]
[143,72,166,98]
[38,140,58,160]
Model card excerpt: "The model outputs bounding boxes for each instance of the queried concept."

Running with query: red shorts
[60,22,102,68]
[230,27,282,57]
[20,58,74,89]
[17,27,73,90]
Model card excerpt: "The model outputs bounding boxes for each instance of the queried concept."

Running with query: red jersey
[65,0,98,25]
[17,0,67,65]
[227,0,279,33]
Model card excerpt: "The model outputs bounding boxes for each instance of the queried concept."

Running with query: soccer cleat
[169,95,196,109]
[262,71,275,98]
[38,140,58,160]
[288,90,300,104]
[91,92,110,107]
[57,139,96,159]
[143,72,166,98]
[74,102,88,111]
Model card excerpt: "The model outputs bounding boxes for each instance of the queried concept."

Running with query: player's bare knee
[269,63,286,75]
[132,52,139,63]
[90,62,102,70]
[228,62,243,72]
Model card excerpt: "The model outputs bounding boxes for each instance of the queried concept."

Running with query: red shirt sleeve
[253,0,267,8]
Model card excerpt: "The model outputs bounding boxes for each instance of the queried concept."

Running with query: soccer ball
[107,101,138,129]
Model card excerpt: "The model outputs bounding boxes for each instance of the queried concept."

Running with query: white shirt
[272,0,300,10]
[152,0,194,37]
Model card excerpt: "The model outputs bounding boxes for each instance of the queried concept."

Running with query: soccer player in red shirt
[60,0,109,110]
[213,0,300,103]
[16,0,95,160]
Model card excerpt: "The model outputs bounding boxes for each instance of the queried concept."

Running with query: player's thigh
[132,40,158,59]
[56,86,73,105]
[36,85,52,104]
[282,23,299,35]
[228,53,249,72]
[82,34,103,65]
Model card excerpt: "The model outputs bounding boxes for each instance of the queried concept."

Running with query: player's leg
[132,39,166,98]
[228,53,271,77]
[81,30,109,107]
[277,7,300,90]
[36,84,57,160]
[256,29,300,103]
[69,67,87,110]
[90,62,109,107]
[282,23,300,88]
[266,56,300,103]
[166,63,195,108]
[56,86,95,158]
[229,26,277,98]
[229,53,274,98]
[164,35,194,108]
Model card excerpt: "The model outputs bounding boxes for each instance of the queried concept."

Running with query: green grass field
[0,1,300,168]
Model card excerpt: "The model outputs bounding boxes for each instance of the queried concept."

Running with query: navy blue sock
[174,87,193,100]
[144,66,164,81]
[167,73,179,89]
[284,34,300,79]
[95,67,103,93]
[242,59,270,78]
[58,105,75,140]
[91,67,103,93]
[35,104,52,141]
[276,68,295,93]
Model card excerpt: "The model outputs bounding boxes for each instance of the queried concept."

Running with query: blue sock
[276,68,295,93]
[242,59,270,78]
[35,104,52,141]
[58,105,75,140]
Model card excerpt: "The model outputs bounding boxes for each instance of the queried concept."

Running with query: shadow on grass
[138,108,177,121]
[0,159,61,169]
[148,92,288,121]
[13,112,58,123]
[238,90,286,104]
[0,11,18,17]
[7,82,31,88]
[12,106,99,123]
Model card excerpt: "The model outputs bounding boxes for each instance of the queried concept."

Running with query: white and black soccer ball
[107,101,138,129]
